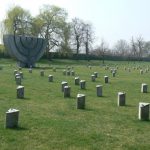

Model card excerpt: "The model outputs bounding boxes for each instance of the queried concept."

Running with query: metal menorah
[3,34,47,67]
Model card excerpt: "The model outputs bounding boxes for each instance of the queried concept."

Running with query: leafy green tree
[3,5,32,35]
[36,5,68,58]
[58,23,72,57]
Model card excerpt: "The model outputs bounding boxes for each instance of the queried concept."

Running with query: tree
[3,5,32,35]
[57,23,72,57]
[82,22,94,61]
[144,41,150,57]
[94,39,109,64]
[114,39,129,57]
[71,18,84,55]
[36,5,68,58]
[136,36,145,61]
[130,37,138,59]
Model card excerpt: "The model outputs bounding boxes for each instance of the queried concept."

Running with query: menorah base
[17,61,35,68]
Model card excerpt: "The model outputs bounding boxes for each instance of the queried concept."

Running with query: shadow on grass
[6,126,28,131]
[125,104,136,107]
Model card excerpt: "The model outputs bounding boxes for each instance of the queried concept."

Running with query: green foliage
[3,6,32,35]
[0,58,150,150]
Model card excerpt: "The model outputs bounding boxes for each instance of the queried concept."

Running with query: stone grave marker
[17,85,24,98]
[91,75,96,82]
[96,85,102,97]
[141,83,148,93]
[118,92,126,106]
[75,77,80,85]
[80,80,86,89]
[139,102,149,121]
[48,75,53,82]
[104,76,109,83]
[61,81,68,92]
[77,94,85,109]
[64,86,71,97]
[5,108,19,128]
[40,70,44,76]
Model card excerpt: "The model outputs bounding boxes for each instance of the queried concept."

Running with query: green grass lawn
[0,58,150,150]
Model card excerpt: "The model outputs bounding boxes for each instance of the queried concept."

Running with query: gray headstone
[96,85,102,97]
[80,80,86,89]
[112,71,116,77]
[48,75,53,82]
[140,70,143,75]
[91,75,96,82]
[139,102,149,121]
[17,85,24,98]
[29,68,32,73]
[118,92,126,106]
[63,70,66,75]
[40,70,44,76]
[77,94,85,109]
[16,76,21,85]
[19,72,23,79]
[61,81,68,92]
[66,71,71,76]
[104,76,109,83]
[6,108,19,128]
[71,70,75,76]
[141,83,148,93]
[94,72,98,78]
[75,77,80,85]
[64,86,71,97]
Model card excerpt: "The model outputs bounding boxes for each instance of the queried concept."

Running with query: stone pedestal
[91,75,96,82]
[61,81,68,92]
[40,70,44,76]
[104,76,109,83]
[141,83,148,93]
[17,86,24,98]
[118,92,126,106]
[48,75,53,82]
[94,72,98,78]
[29,68,32,73]
[96,85,102,97]
[16,76,21,85]
[139,102,149,120]
[6,108,19,128]
[75,77,80,85]
[80,80,86,89]
[77,94,85,109]
[64,86,71,97]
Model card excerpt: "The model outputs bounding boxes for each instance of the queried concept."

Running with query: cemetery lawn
[0,58,150,150]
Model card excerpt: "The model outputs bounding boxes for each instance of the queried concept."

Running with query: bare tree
[130,37,138,58]
[93,39,109,64]
[136,36,145,61]
[71,18,84,55]
[114,39,129,56]
[82,22,94,61]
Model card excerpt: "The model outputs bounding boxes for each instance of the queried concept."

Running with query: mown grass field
[0,58,150,150]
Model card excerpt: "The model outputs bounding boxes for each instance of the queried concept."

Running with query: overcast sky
[0,0,150,47]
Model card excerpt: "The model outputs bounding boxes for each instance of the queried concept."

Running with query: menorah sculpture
[3,34,47,67]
